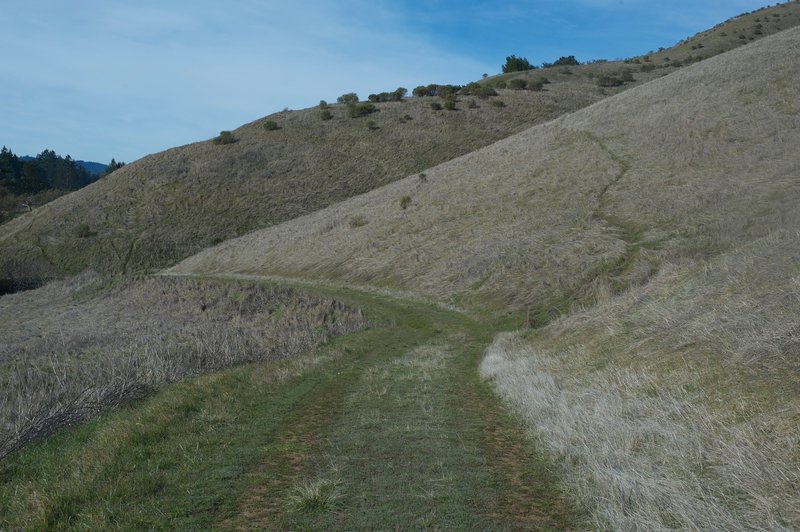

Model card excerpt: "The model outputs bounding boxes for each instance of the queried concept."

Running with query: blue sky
[1,0,773,163]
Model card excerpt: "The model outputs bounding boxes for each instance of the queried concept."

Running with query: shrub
[640,63,657,72]
[467,99,479,109]
[74,223,94,238]
[213,131,237,145]
[367,120,379,130]
[529,80,544,92]
[596,75,623,87]
[430,102,442,111]
[444,99,457,111]
[319,100,329,109]
[502,55,535,73]
[349,214,367,228]
[320,109,333,121]
[399,195,412,209]
[263,120,280,131]
[346,102,376,118]
[491,99,506,108]
[418,173,428,183]
[621,70,635,82]
[337,92,359,104]
[509,78,527,90]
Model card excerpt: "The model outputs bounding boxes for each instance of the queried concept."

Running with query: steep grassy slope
[171,27,800,317]
[0,78,613,277]
[481,214,800,531]
[3,3,799,279]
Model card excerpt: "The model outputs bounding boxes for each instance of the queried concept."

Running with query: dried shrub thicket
[0,274,369,458]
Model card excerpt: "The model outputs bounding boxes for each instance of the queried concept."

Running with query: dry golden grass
[481,229,800,530]
[171,27,800,316]
[0,273,368,457]
[4,3,798,279]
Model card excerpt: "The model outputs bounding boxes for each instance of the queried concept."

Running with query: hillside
[171,26,800,317]
[2,2,799,280]
[3,6,800,529]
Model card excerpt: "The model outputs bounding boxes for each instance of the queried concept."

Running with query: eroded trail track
[0,277,578,529]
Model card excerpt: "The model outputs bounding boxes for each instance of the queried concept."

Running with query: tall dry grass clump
[481,230,800,530]
[0,274,368,458]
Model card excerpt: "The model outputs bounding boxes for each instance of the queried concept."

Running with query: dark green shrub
[337,92,359,104]
[491,99,506,108]
[263,120,280,131]
[74,223,94,238]
[444,99,457,111]
[430,102,442,111]
[346,102,376,118]
[320,109,333,120]
[529,80,544,92]
[399,195,412,209]
[319,100,329,109]
[509,78,527,90]
[502,55,534,73]
[621,70,635,82]
[494,80,507,89]
[467,99,478,109]
[213,131,237,145]
[640,63,657,72]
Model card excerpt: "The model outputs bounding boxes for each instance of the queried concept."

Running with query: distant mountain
[20,156,107,176]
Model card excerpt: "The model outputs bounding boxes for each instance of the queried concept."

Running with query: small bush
[349,214,367,228]
[640,63,657,73]
[367,120,379,130]
[467,99,479,109]
[74,223,94,238]
[491,99,506,108]
[509,78,527,90]
[213,131,237,145]
[596,75,623,87]
[263,120,280,131]
[319,100,329,109]
[444,99,457,111]
[399,195,412,209]
[494,80,507,89]
[529,80,544,92]
[320,109,333,121]
[621,70,635,82]
[346,102,376,118]
[430,102,442,111]
[418,173,428,183]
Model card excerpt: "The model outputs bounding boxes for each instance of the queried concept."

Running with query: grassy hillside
[171,26,800,318]
[3,2,799,279]
[481,225,800,530]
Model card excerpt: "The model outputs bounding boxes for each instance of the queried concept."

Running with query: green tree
[337,93,359,104]
[502,55,534,73]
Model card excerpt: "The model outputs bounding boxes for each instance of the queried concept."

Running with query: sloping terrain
[171,27,800,317]
[481,221,800,530]
[2,3,798,280]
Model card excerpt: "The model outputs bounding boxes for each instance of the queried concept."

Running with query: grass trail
[0,280,579,529]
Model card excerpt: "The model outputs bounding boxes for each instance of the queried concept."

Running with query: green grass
[0,283,581,529]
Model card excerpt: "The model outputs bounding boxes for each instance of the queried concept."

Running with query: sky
[1,0,776,164]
